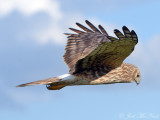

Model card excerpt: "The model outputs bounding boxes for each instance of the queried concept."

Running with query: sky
[1,0,160,120]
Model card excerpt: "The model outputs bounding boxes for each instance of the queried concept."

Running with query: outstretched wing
[74,26,138,75]
[64,20,138,76]
[63,20,111,73]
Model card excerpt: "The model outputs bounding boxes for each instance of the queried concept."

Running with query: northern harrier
[17,20,141,90]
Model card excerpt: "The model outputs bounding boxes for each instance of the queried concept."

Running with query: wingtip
[131,30,136,34]
[85,20,92,25]
[69,28,75,31]
[98,25,102,28]
[64,33,72,35]
[122,26,127,29]
[114,29,119,33]
[122,26,130,31]
[131,30,138,43]
[85,20,89,23]
[75,22,80,25]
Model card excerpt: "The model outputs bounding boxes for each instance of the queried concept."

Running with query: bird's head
[134,69,141,85]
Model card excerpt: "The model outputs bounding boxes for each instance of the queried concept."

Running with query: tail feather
[16,74,75,90]
[16,77,60,87]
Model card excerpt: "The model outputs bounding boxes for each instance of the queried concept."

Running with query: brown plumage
[16,20,141,90]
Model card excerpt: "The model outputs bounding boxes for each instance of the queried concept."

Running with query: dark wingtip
[85,20,89,23]
[131,30,138,43]
[98,25,101,27]
[85,20,92,25]
[64,33,72,35]
[122,26,128,29]
[98,25,109,35]
[85,20,91,25]
[122,26,130,32]
[131,30,136,35]
[114,29,120,33]
[75,22,80,26]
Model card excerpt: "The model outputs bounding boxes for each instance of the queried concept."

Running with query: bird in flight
[17,20,141,90]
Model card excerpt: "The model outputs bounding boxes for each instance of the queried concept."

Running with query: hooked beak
[135,77,141,85]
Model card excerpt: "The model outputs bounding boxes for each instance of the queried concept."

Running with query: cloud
[0,0,64,44]
[0,0,62,20]
[0,0,121,45]
[34,23,66,44]
[1,0,156,45]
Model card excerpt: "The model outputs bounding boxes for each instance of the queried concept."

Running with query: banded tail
[16,74,75,90]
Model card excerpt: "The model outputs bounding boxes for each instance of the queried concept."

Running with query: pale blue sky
[1,0,160,120]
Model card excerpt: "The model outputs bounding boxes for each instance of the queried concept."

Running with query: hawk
[17,20,141,90]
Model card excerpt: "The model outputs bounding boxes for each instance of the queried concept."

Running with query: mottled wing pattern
[63,20,110,73]
[74,26,138,75]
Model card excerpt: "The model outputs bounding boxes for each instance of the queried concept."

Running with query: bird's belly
[71,77,107,85]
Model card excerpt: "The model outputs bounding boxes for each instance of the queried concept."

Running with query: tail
[16,74,75,90]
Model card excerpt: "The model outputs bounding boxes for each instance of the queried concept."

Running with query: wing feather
[114,29,125,39]
[74,36,137,74]
[63,21,138,77]
[122,26,132,38]
[131,30,138,43]
[98,25,108,35]
[64,20,110,73]
[85,20,101,33]
[73,26,138,75]
[76,22,93,32]
[69,28,85,34]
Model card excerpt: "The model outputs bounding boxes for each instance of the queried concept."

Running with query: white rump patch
[58,74,75,81]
